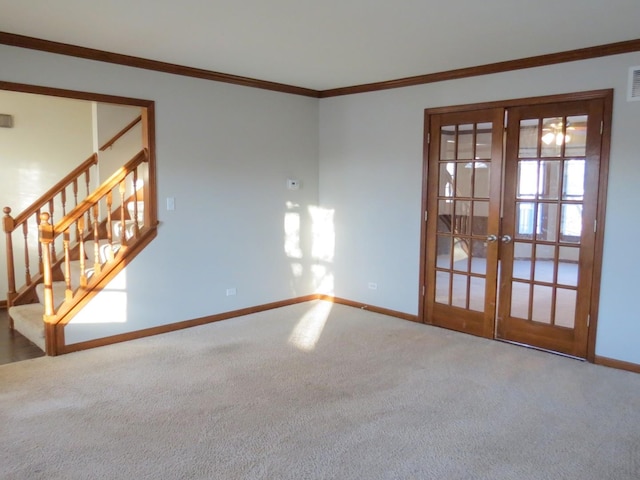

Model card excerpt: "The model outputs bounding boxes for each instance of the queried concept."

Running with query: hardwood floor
[0,308,45,365]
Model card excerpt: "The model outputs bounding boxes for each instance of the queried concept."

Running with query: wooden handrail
[53,149,148,233]
[99,115,142,151]
[8,153,98,230]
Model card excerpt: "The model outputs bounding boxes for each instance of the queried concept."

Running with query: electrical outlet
[368,282,378,290]
[226,288,237,296]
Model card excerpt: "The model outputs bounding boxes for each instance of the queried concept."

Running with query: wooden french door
[424,108,504,339]
[422,94,609,358]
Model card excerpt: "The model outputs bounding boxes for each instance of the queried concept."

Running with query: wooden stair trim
[99,115,142,151]
[51,149,147,233]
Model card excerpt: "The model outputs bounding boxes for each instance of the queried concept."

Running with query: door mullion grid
[466,123,478,310]
[550,156,569,327]
[524,121,543,324]
[527,158,541,323]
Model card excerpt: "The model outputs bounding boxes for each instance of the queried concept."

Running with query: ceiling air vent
[629,66,640,102]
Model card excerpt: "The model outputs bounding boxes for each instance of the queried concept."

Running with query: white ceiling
[1,0,639,91]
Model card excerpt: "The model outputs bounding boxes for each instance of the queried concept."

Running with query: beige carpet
[1,300,639,479]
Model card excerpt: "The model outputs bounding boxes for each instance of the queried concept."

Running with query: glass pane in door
[534,244,556,283]
[434,121,492,312]
[469,278,486,312]
[518,119,539,157]
[512,242,533,280]
[541,117,564,157]
[457,124,474,159]
[440,126,456,159]
[565,116,587,157]
[555,289,577,328]
[475,123,493,159]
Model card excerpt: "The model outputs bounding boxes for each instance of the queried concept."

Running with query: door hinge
[427,132,431,144]
[504,110,508,128]
[424,211,428,222]
[594,220,597,233]
[600,121,604,135]
[587,314,591,327]
[422,285,426,296]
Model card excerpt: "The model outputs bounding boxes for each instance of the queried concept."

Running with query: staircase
[3,144,156,355]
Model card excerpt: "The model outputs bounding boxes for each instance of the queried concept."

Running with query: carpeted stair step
[85,239,122,265]
[7,303,46,351]
[35,281,71,311]
[112,220,138,242]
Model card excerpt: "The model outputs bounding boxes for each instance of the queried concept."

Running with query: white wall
[0,44,320,343]
[0,90,93,301]
[319,52,640,365]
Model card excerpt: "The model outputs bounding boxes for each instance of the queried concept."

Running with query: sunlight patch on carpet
[288,300,332,351]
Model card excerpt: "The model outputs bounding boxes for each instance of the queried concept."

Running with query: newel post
[3,207,17,310]
[39,212,55,318]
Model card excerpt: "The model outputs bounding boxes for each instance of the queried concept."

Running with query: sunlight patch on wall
[309,206,335,262]
[284,203,336,295]
[309,205,335,295]
[69,272,128,324]
[288,300,333,352]
[284,210,302,259]
[312,264,334,295]
[290,262,303,277]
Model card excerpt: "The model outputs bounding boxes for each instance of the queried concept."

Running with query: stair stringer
[47,225,157,355]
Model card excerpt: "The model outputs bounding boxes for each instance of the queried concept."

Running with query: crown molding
[0,31,320,98]
[2,31,639,99]
[319,38,640,97]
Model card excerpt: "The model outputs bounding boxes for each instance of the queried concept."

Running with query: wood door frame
[419,89,613,363]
